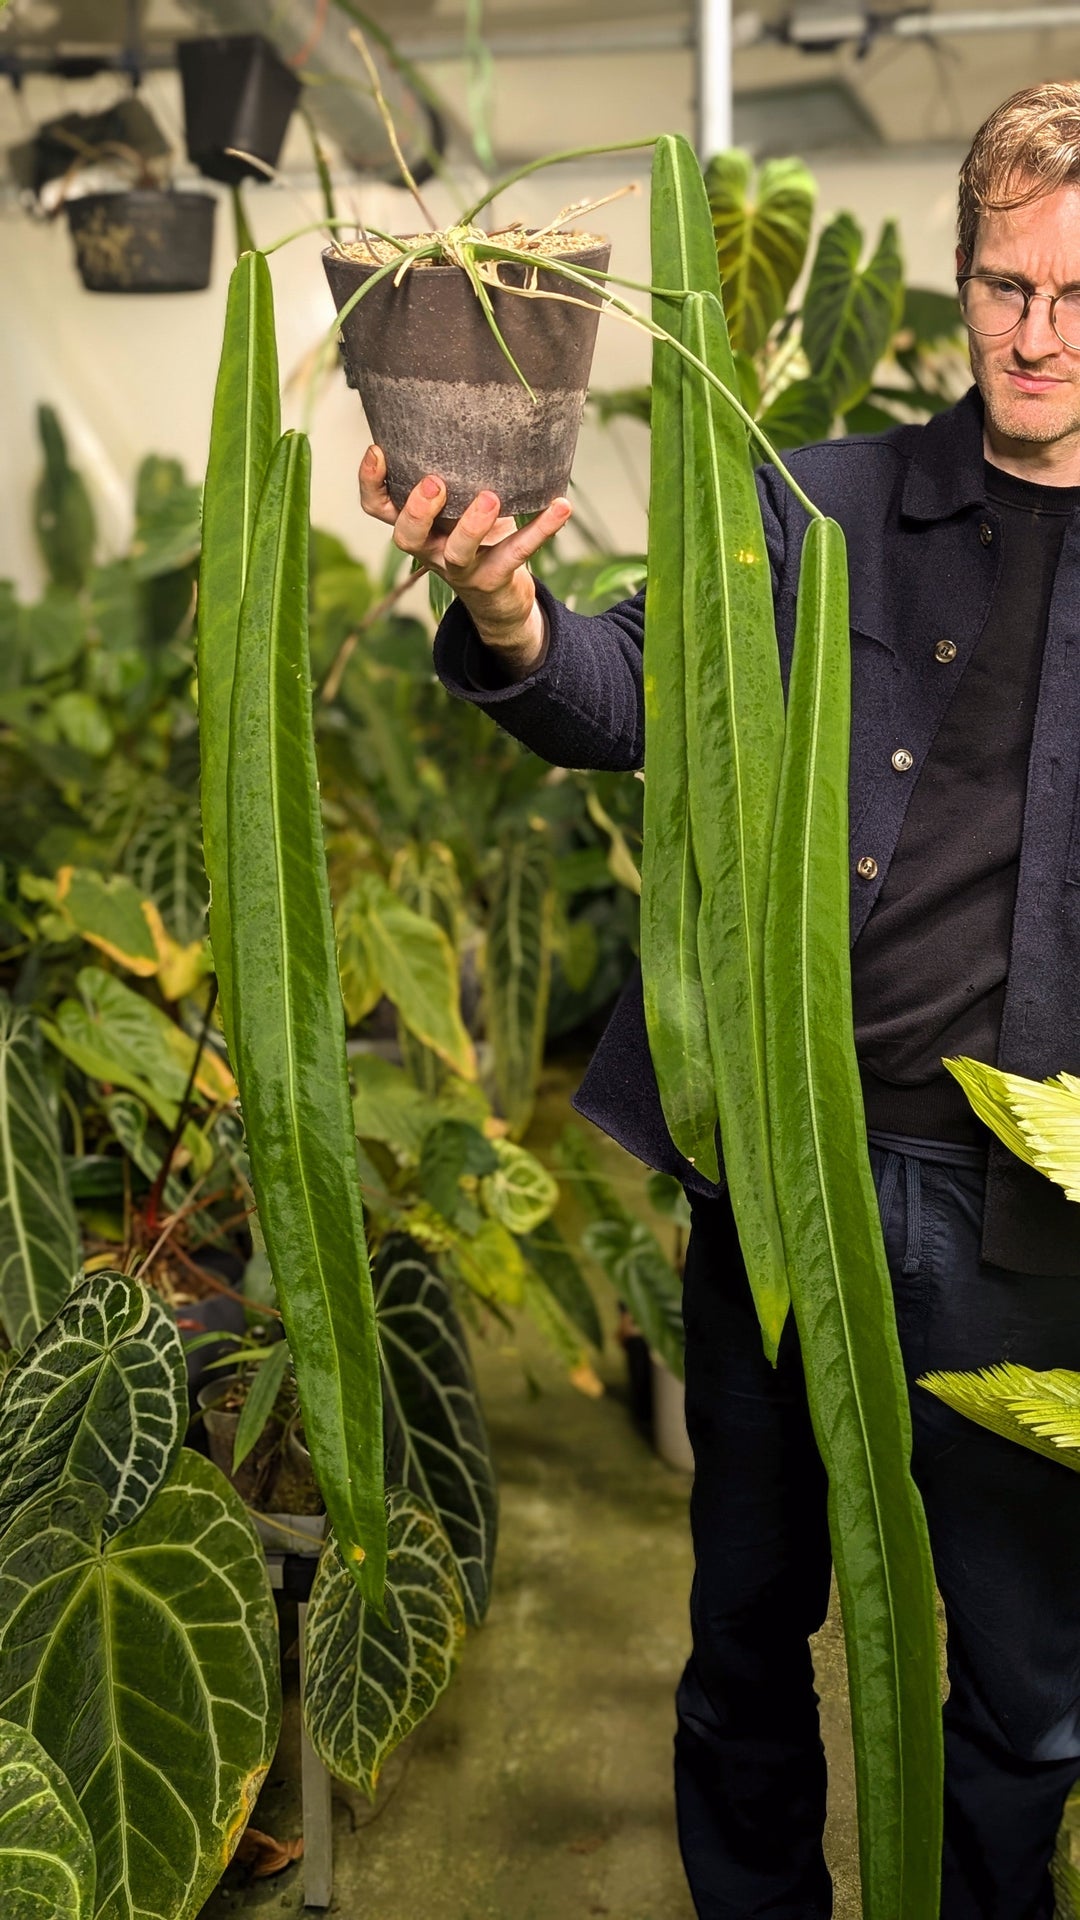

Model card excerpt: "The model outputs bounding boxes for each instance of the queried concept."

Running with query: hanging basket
[322,235,611,527]
[178,33,301,186]
[67,189,216,293]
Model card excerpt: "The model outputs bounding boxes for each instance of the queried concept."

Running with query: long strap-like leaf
[198,251,280,1054]
[682,291,789,1355]
[640,133,724,1183]
[227,431,386,1606]
[763,516,942,1917]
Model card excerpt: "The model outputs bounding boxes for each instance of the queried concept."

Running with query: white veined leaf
[0,993,81,1353]
[303,1484,466,1799]
[0,1716,96,1919]
[0,1452,281,1920]
[478,1139,558,1236]
[377,1237,497,1624]
[0,1270,186,1543]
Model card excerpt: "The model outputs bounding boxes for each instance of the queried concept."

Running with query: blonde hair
[958,82,1080,268]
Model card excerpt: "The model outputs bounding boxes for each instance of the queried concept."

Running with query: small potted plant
[195,1332,325,1552]
[320,33,612,525]
[178,33,301,185]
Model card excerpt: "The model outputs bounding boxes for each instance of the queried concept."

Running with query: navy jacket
[434,388,1080,1274]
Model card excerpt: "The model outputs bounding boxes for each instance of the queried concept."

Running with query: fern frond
[945,1057,1080,1202]
[919,1363,1080,1473]
[943,1058,1039,1167]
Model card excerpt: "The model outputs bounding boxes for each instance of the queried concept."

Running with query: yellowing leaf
[342,873,475,1080]
[143,900,213,1002]
[444,1216,524,1306]
[54,868,157,975]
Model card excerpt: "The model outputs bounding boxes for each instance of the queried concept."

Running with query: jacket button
[979,521,994,546]
[857,856,879,880]
[934,639,957,663]
[891,748,914,772]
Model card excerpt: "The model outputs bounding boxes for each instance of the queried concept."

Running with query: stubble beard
[971,336,1080,447]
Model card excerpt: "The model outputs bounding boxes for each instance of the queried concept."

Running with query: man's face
[964,182,1080,448]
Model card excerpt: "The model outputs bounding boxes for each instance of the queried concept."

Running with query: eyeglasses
[958,273,1080,350]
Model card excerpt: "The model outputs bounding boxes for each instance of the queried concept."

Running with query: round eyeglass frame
[958,272,1080,349]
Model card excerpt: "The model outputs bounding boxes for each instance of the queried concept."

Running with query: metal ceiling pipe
[697,0,733,159]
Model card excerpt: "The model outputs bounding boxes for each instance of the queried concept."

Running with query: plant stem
[460,137,662,226]
[145,979,219,1234]
[262,216,412,256]
[320,564,430,703]
[348,25,439,229]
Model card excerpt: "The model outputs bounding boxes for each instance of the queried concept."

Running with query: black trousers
[675,1143,1080,1920]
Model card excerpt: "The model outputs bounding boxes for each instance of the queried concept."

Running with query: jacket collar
[901,386,986,522]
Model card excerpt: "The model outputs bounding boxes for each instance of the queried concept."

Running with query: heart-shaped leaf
[0,1451,281,1920]
[479,1139,558,1236]
[801,213,904,414]
[757,374,835,450]
[377,1236,497,1623]
[0,994,81,1354]
[0,1716,96,1919]
[302,1485,465,1798]
[0,1271,186,1540]
[707,150,817,355]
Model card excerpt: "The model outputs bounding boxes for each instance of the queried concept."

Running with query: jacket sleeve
[432,577,646,773]
[430,466,790,774]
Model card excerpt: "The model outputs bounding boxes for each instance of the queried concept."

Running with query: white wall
[0,54,969,599]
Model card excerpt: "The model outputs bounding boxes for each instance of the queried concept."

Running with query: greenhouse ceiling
[3,0,1080,158]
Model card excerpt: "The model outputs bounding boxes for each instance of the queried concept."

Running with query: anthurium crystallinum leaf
[225,430,386,1605]
[0,1270,186,1539]
[376,1236,498,1624]
[0,1716,96,1920]
[680,289,789,1356]
[763,515,942,1918]
[0,994,81,1354]
[0,1453,281,1920]
[302,1484,466,1800]
[198,249,280,1056]
[639,133,722,1184]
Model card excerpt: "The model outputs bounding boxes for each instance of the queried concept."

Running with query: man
[361,83,1080,1919]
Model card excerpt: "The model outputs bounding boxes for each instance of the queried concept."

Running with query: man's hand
[358,445,571,680]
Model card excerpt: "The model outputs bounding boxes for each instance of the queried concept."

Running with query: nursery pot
[322,236,612,526]
[179,34,301,185]
[67,190,215,293]
[197,1375,266,1503]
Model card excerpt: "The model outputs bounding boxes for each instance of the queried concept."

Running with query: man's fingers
[392,473,449,553]
[441,491,504,570]
[358,445,399,524]
[468,498,572,585]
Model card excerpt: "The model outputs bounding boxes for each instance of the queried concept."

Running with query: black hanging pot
[67,189,216,293]
[322,235,611,528]
[178,33,301,185]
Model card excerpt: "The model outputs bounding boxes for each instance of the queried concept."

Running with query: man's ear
[955,244,967,278]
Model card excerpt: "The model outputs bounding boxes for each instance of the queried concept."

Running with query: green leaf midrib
[261,439,350,1496]
[793,525,906,1867]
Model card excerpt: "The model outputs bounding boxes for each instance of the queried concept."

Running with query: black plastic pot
[67,190,216,293]
[322,236,612,526]
[179,34,301,186]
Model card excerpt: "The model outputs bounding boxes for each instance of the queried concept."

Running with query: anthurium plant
[193,100,945,1911]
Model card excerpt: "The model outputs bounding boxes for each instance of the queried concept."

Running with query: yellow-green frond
[919,1362,1080,1473]
[945,1056,1080,1200]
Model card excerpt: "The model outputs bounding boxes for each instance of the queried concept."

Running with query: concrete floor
[199,1309,861,1920]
